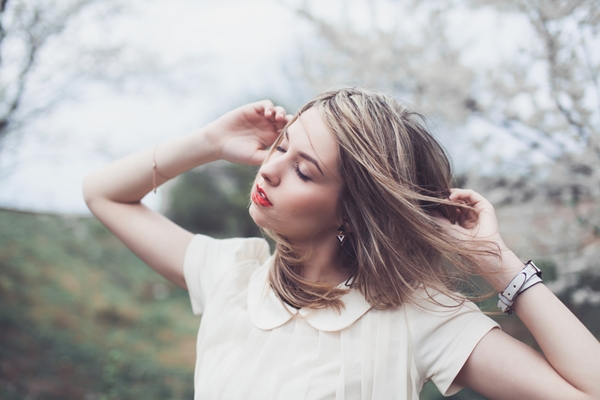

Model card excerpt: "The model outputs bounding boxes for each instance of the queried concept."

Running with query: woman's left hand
[441,188,523,290]
[444,188,505,246]
[447,189,600,400]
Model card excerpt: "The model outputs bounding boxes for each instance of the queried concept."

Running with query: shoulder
[183,234,271,315]
[184,234,271,268]
[405,287,479,316]
[403,287,499,395]
[404,287,495,337]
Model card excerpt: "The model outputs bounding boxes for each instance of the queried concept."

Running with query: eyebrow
[284,130,324,176]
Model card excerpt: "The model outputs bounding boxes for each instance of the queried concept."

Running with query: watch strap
[497,261,543,314]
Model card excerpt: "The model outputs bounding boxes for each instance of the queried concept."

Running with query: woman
[83,88,600,399]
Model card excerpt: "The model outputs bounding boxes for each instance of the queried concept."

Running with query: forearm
[446,189,600,397]
[499,253,600,397]
[83,127,219,206]
[79,100,286,289]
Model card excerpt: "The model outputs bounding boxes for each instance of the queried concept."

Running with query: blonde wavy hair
[264,87,493,311]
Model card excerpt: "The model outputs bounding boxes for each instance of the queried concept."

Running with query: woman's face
[249,108,343,244]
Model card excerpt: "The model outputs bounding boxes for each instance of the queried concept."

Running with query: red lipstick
[252,184,273,207]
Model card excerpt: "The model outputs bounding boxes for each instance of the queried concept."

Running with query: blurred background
[0,0,598,398]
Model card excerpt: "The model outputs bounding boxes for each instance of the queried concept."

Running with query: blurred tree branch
[288,0,476,125]
[469,0,600,239]
[475,0,598,153]
[0,0,146,162]
[288,0,600,299]
[1,1,86,147]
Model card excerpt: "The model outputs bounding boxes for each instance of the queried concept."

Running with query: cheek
[287,188,339,221]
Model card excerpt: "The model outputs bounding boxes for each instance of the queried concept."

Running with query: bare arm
[446,189,600,400]
[82,101,290,289]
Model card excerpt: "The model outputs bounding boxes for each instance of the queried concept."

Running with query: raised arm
[82,101,290,289]
[446,189,600,400]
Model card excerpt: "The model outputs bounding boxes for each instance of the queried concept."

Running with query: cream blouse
[183,234,498,400]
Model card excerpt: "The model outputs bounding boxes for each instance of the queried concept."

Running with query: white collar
[247,257,372,332]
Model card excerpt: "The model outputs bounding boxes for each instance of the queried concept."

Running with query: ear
[337,219,354,233]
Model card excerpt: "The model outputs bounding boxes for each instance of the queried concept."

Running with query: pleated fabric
[183,235,499,400]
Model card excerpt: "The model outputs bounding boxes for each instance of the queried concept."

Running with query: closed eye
[295,165,310,182]
[275,146,311,181]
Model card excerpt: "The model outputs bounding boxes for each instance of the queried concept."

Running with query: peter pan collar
[247,257,372,332]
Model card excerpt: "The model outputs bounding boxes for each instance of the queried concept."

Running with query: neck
[291,238,350,286]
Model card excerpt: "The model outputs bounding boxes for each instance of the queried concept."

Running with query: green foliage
[167,162,262,238]
[557,268,600,338]
[534,259,558,283]
[420,381,489,400]
[0,209,197,399]
[1,206,597,399]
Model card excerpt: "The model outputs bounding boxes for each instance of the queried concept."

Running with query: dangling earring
[336,225,346,246]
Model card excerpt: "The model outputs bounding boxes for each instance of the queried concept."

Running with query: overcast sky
[0,0,304,214]
[0,0,549,215]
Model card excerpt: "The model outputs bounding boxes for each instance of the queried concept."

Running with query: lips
[252,184,273,207]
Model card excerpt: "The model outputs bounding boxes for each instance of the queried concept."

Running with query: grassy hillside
[1,204,597,400]
[0,208,503,400]
[0,209,197,399]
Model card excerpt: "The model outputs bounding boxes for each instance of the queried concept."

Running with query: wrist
[189,126,223,163]
[483,250,526,293]
[497,260,543,314]
[152,127,222,182]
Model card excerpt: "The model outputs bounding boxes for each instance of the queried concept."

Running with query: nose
[259,154,282,186]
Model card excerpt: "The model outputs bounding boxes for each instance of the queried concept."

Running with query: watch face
[527,261,542,276]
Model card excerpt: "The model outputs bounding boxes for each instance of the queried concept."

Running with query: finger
[436,215,472,240]
[449,188,479,200]
[448,188,486,202]
[255,100,276,119]
[449,188,489,209]
[273,114,295,132]
[269,107,290,130]
[273,106,287,120]
[274,120,288,133]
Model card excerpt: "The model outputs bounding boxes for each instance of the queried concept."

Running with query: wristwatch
[497,260,543,314]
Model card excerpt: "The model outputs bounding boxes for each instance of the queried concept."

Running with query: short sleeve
[406,290,499,396]
[183,234,271,315]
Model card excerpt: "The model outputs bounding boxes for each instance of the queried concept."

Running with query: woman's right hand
[205,100,292,166]
[83,100,292,290]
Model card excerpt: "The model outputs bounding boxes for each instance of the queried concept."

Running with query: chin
[249,205,287,237]
[248,203,270,230]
